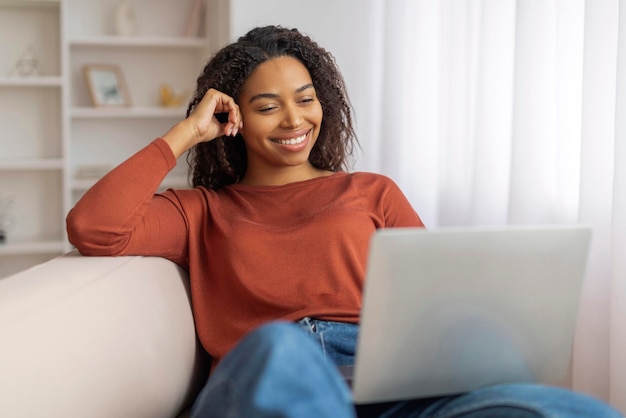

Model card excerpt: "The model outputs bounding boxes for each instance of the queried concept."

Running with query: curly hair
[185,25,358,189]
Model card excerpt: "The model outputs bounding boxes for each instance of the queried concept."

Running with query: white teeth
[275,134,306,145]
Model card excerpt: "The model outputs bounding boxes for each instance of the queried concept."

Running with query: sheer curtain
[357,0,626,411]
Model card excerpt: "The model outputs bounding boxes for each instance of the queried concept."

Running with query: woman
[67,25,620,418]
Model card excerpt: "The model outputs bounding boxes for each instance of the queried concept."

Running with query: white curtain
[357,0,626,411]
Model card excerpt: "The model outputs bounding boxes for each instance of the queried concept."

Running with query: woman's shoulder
[348,171,393,180]
[346,171,399,187]
[345,172,410,201]
[159,185,218,207]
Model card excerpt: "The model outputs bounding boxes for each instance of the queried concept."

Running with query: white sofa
[0,251,208,418]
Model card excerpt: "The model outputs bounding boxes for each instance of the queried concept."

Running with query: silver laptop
[348,225,591,404]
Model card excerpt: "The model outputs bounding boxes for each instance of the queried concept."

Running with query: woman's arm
[66,89,242,260]
[66,139,188,259]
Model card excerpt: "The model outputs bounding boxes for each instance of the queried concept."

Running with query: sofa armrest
[0,251,205,418]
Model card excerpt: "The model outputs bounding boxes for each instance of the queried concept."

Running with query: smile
[271,133,308,145]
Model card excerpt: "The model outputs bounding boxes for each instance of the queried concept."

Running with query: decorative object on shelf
[0,194,15,244]
[114,0,138,36]
[159,84,188,108]
[83,64,132,107]
[184,0,205,37]
[7,45,40,77]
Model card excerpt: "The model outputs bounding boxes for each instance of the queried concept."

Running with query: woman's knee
[192,321,354,418]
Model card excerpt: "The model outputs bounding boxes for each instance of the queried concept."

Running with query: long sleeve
[66,138,189,266]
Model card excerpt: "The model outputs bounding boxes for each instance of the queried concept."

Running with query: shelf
[71,106,187,119]
[0,158,64,170]
[0,76,62,87]
[0,0,59,9]
[69,36,209,49]
[0,238,66,255]
[0,0,209,273]
[72,174,189,192]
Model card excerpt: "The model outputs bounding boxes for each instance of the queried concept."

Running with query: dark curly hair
[185,25,358,189]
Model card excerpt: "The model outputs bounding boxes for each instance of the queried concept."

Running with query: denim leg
[189,321,356,418]
[190,319,622,418]
[297,317,358,366]
[294,319,622,418]
[372,383,622,418]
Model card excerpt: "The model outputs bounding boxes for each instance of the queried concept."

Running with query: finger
[194,89,241,139]
[209,94,240,136]
[213,92,237,113]
[219,112,236,137]
[226,102,241,137]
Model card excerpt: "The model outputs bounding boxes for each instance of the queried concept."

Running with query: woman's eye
[299,97,314,104]
[259,106,277,113]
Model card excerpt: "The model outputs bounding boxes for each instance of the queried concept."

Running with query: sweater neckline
[228,171,348,192]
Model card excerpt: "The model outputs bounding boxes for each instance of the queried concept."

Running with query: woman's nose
[281,104,303,128]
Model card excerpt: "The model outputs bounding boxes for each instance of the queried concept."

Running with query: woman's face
[238,56,323,183]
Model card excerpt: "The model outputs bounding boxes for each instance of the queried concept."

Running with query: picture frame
[83,64,131,107]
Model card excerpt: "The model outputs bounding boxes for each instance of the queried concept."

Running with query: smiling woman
[183,26,358,190]
[235,56,327,186]
[65,25,621,418]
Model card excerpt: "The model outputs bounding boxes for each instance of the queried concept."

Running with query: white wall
[228,0,382,171]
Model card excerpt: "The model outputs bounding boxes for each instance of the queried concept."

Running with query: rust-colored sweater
[67,138,424,364]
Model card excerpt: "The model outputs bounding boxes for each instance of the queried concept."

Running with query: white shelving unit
[64,0,212,208]
[0,0,64,277]
[0,0,218,278]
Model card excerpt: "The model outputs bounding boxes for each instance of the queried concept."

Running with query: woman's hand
[188,88,242,141]
[162,89,243,158]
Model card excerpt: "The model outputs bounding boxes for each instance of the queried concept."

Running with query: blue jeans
[190,320,622,417]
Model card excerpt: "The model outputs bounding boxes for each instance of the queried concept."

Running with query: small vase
[114,0,138,36]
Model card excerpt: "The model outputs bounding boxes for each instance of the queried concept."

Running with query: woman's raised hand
[162,88,243,158]
[188,88,242,142]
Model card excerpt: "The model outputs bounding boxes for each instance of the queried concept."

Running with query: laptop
[346,225,591,404]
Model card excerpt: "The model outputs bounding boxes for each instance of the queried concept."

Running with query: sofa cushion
[0,252,204,418]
